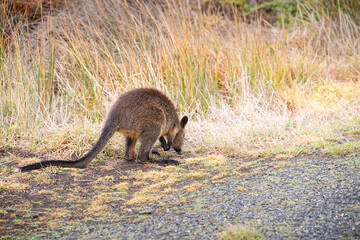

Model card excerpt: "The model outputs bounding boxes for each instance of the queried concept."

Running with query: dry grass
[183,182,203,192]
[86,192,119,216]
[0,0,359,162]
[274,161,291,168]
[234,186,246,192]
[112,182,131,192]
[125,193,162,206]
[274,154,294,160]
[186,171,210,179]
[96,175,114,183]
[185,155,227,166]
[140,178,181,193]
[0,180,30,192]
[235,162,257,171]
[128,170,172,181]
[211,172,229,181]
[133,181,149,187]
[33,172,53,184]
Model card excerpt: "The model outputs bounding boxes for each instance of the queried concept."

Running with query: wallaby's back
[108,88,180,137]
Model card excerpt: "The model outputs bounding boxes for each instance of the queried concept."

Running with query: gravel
[59,156,360,239]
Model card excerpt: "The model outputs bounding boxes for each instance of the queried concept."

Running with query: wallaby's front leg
[138,133,180,165]
[137,131,159,164]
[159,136,167,150]
[151,137,166,156]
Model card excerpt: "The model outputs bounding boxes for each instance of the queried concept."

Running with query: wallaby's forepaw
[159,136,171,151]
[162,144,171,151]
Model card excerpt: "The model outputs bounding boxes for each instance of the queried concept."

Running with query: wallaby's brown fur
[20,88,188,171]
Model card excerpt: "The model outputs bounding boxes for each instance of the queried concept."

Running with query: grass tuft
[219,224,264,240]
[183,182,203,192]
[0,180,30,192]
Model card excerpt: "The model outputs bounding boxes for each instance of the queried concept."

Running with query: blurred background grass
[0,0,359,156]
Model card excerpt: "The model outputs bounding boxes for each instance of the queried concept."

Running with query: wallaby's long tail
[20,124,116,172]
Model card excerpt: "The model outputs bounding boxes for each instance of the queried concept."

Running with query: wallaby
[20,88,188,171]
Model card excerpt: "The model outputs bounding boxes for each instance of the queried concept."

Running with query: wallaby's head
[172,116,188,153]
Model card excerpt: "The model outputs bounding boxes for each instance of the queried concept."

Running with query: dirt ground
[0,147,359,239]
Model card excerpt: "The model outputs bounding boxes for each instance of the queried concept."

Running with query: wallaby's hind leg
[125,137,137,161]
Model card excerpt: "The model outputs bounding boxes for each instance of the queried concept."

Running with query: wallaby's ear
[180,116,188,128]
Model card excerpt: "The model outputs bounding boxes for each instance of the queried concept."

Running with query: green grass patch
[323,142,360,157]
[219,224,264,240]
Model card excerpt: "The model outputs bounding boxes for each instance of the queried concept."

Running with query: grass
[183,182,203,192]
[219,224,264,240]
[323,142,360,157]
[0,180,30,192]
[0,0,359,160]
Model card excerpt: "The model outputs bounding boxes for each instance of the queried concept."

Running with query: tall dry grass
[0,0,359,156]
